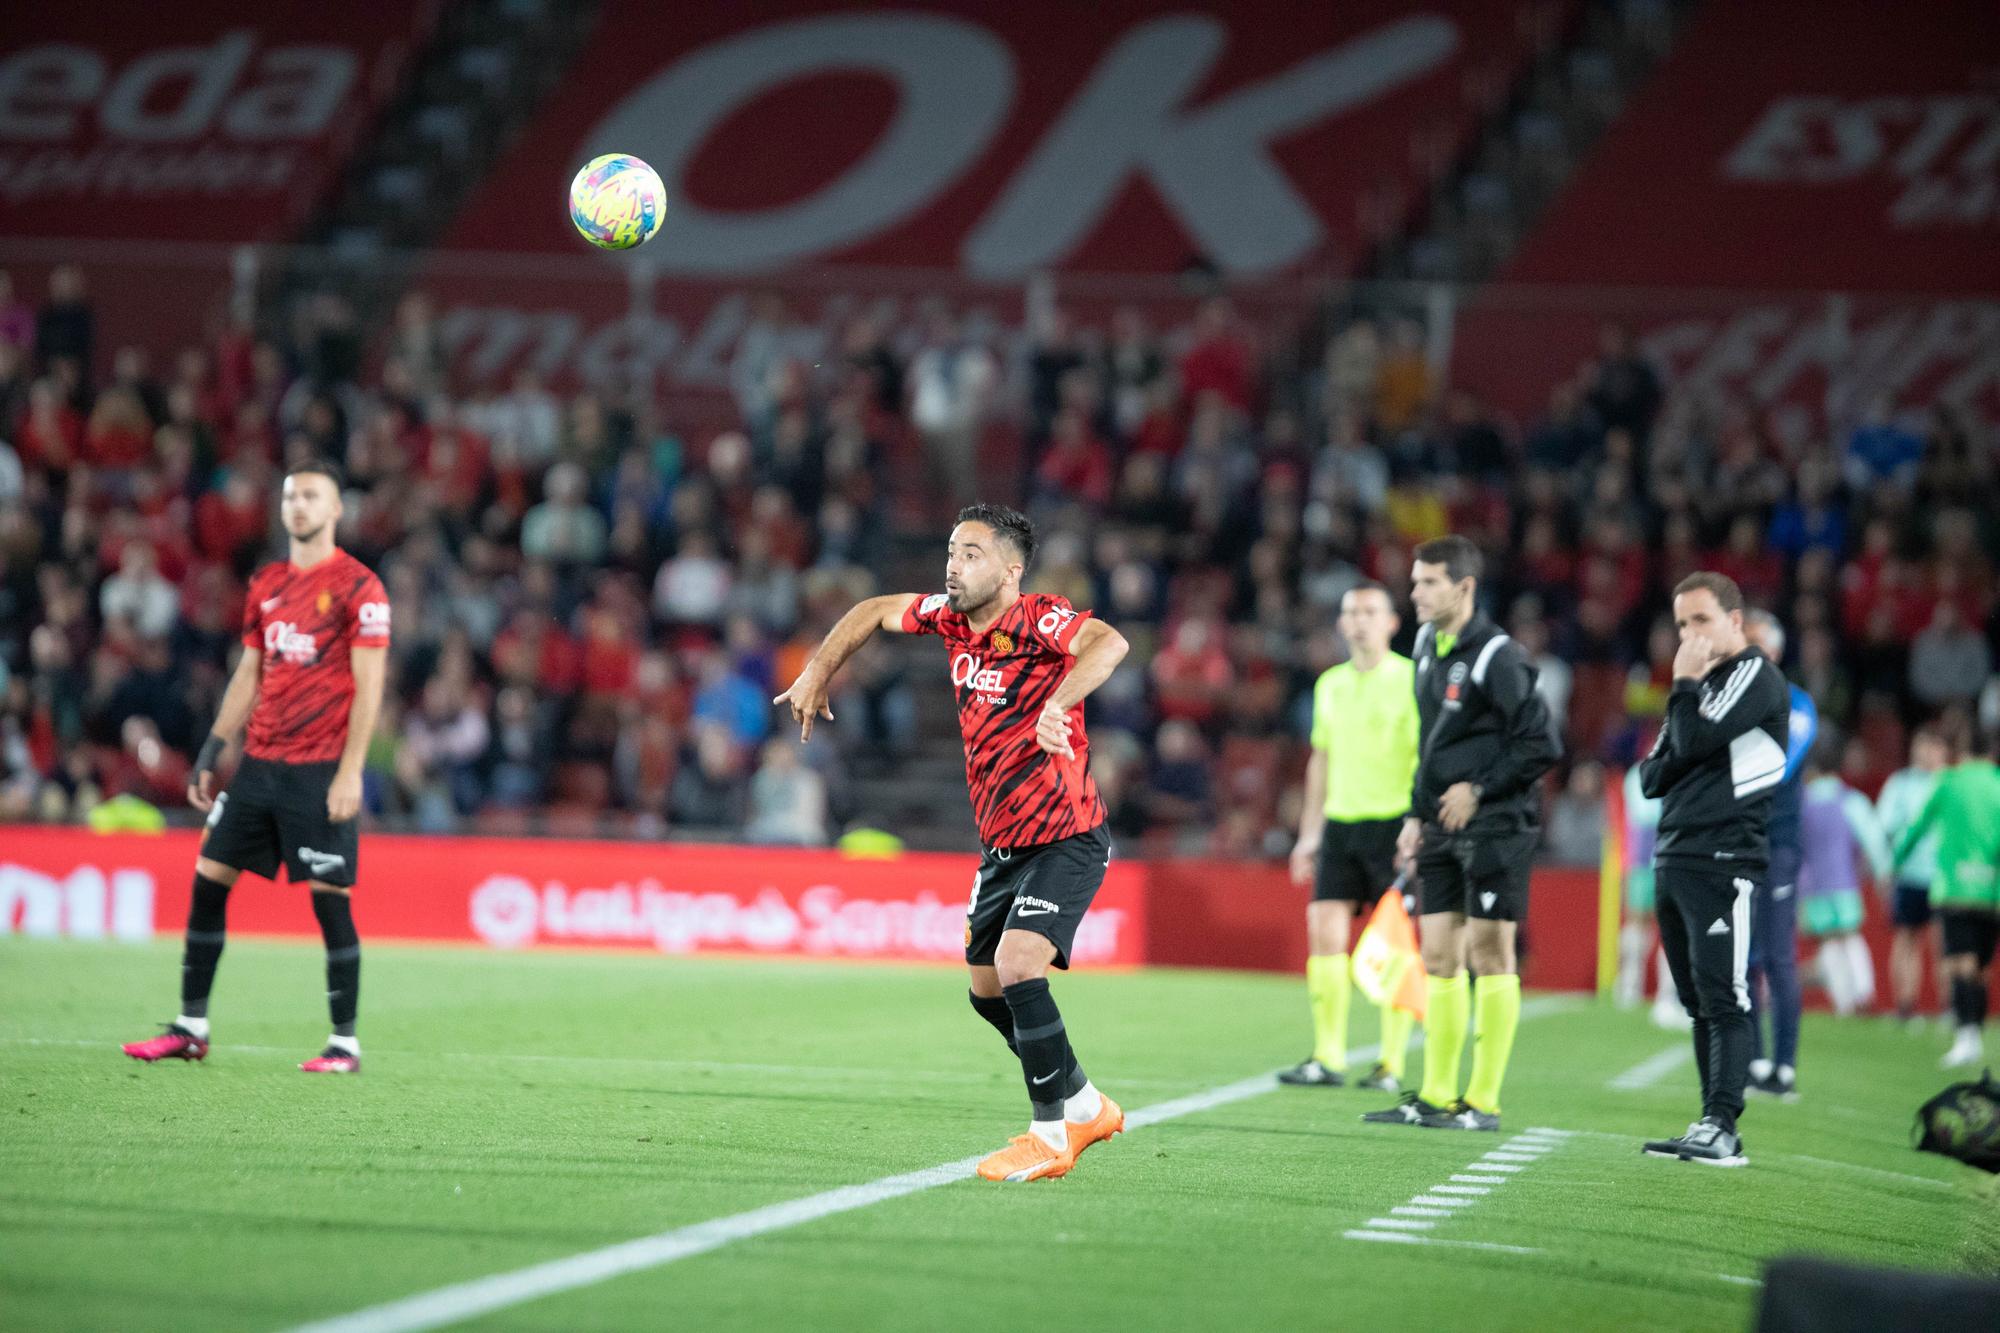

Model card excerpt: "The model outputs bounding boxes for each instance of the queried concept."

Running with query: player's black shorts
[1416,827,1535,922]
[966,823,1110,970]
[1940,909,1999,968]
[1314,817,1402,905]
[1892,883,1935,929]
[200,755,358,888]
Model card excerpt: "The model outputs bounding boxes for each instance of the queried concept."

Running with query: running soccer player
[1283,582,1418,1090]
[1877,724,1950,1025]
[123,460,389,1074]
[1364,535,1560,1132]
[1891,727,2000,1070]
[774,503,1130,1183]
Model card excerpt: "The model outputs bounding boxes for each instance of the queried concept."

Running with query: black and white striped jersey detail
[1699,656,1763,721]
[1729,730,1788,799]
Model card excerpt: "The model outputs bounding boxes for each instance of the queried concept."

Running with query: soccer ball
[568,153,666,251]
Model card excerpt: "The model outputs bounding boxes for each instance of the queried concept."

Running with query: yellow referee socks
[1379,1002,1414,1081]
[1418,972,1469,1107]
[1466,973,1522,1114]
[1307,954,1351,1070]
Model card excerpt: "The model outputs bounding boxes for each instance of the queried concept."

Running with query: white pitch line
[1393,1205,1452,1218]
[1608,1044,1692,1091]
[1363,1217,1437,1231]
[1785,1154,1955,1191]
[1344,1231,1544,1255]
[1433,1185,1490,1196]
[1716,1274,1763,1288]
[1410,1194,1478,1208]
[1472,1162,1524,1172]
[1451,1174,1507,1185]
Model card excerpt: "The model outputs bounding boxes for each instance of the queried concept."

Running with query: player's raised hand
[1672,633,1714,682]
[327,768,362,823]
[1035,699,1075,759]
[187,770,216,813]
[773,667,834,742]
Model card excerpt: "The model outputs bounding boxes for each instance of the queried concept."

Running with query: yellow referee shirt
[1310,653,1419,822]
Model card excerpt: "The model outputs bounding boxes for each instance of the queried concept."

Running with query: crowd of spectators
[2,261,1996,861]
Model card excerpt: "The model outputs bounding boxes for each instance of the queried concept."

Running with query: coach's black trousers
[1656,862,1757,1130]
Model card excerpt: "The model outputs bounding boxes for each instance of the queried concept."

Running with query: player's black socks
[1002,978,1070,1121]
[180,874,231,1018]
[1952,976,1989,1029]
[969,990,1018,1055]
[312,891,361,1037]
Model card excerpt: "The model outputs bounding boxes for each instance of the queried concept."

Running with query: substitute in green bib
[1284,582,1420,1089]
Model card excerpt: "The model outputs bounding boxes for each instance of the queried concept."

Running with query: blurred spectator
[1584,324,1661,444]
[671,723,749,828]
[520,462,607,565]
[35,265,94,376]
[1545,760,1607,864]
[908,311,996,508]
[744,738,828,845]
[1148,720,1214,829]
[98,543,178,640]
[1910,605,1993,711]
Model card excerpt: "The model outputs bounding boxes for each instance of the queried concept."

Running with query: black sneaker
[1355,1063,1401,1093]
[1677,1116,1746,1166]
[1362,1091,1445,1125]
[1642,1121,1700,1159]
[1418,1099,1500,1131]
[1277,1058,1344,1087]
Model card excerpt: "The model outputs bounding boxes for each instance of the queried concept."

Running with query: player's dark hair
[1343,579,1393,604]
[1673,570,1745,614]
[955,502,1036,569]
[287,457,346,491]
[1413,535,1481,585]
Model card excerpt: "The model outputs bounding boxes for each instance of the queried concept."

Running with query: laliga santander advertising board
[0,827,1145,967]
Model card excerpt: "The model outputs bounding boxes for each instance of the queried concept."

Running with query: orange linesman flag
[1351,870,1426,1019]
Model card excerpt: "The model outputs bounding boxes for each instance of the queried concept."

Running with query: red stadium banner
[1452,0,2000,422]
[0,826,1146,968]
[0,4,440,242]
[422,0,1569,408]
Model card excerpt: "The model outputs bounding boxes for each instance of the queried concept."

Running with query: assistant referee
[1638,572,1790,1168]
[1284,582,1419,1090]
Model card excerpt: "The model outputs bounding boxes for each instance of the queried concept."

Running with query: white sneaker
[1651,1002,1693,1031]
[1940,1028,1984,1070]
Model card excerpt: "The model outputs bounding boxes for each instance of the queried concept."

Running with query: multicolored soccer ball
[568,154,666,251]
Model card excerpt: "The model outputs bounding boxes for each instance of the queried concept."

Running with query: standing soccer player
[1891,728,2000,1070]
[123,461,389,1073]
[1742,610,1816,1100]
[1877,725,1950,1026]
[774,504,1130,1182]
[1363,536,1560,1132]
[1283,582,1418,1090]
[1638,573,1790,1167]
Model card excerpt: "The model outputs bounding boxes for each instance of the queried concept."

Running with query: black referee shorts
[1417,828,1534,922]
[1313,818,1402,905]
[200,755,359,888]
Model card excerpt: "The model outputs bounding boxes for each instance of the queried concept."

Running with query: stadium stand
[1,0,1995,859]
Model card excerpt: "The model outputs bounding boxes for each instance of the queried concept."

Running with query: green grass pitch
[2,937,1994,1331]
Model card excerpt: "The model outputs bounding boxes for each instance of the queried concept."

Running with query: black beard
[947,586,995,617]
[291,523,326,545]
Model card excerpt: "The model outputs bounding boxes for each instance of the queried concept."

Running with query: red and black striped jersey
[901,591,1106,850]
[241,548,390,764]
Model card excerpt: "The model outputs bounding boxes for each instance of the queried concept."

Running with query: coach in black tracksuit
[1638,572,1791,1168]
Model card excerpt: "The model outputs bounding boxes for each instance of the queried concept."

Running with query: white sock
[1617,924,1648,1006]
[1842,935,1876,1010]
[174,1014,210,1040]
[326,1034,360,1055]
[1819,943,1854,1015]
[1747,1057,1772,1082]
[1065,1080,1103,1123]
[1776,1064,1795,1086]
[1653,947,1679,1008]
[1030,1119,1068,1151]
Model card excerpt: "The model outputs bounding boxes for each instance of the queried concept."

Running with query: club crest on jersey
[264,620,319,664]
[990,631,1014,654]
[951,652,1007,704]
[316,590,332,614]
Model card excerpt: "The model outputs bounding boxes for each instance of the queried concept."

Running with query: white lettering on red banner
[0,861,156,941]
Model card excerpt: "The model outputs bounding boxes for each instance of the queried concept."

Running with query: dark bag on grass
[1911,1068,2000,1173]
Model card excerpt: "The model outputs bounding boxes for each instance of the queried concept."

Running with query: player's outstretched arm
[774,594,920,742]
[329,645,387,823]
[189,647,262,812]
